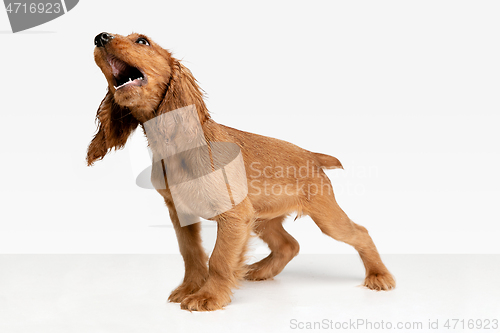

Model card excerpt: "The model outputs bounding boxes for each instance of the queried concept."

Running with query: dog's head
[87,32,209,166]
[93,32,172,119]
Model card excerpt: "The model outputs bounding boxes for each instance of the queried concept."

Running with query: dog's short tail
[313,153,343,170]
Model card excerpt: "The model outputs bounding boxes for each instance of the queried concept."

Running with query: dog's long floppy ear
[157,48,211,124]
[86,91,139,166]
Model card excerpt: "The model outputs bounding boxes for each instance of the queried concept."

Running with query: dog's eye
[136,37,150,46]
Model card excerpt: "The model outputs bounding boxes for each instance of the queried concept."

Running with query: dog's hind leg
[303,181,395,291]
[244,215,300,281]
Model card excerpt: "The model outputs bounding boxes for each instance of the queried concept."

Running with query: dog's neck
[142,103,210,159]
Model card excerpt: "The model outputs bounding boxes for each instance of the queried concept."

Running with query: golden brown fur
[88,32,396,311]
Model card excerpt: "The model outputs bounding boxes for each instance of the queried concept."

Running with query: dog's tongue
[108,56,127,77]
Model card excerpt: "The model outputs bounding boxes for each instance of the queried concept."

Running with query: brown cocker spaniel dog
[87,32,395,311]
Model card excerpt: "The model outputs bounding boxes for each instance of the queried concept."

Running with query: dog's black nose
[94,32,114,47]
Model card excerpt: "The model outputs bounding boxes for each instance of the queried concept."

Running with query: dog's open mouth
[108,55,147,90]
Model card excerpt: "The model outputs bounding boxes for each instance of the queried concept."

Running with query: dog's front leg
[166,205,209,303]
[180,199,254,311]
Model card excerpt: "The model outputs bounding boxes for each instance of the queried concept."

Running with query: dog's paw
[244,265,273,281]
[364,272,396,291]
[180,290,231,311]
[168,282,203,303]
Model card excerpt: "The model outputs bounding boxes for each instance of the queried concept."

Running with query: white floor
[1,254,499,333]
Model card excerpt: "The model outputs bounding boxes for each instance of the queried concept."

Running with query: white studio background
[0,0,499,255]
